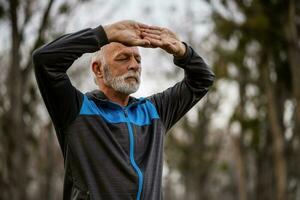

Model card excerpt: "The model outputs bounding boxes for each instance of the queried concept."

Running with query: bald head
[91,42,142,94]
[91,42,140,68]
[102,42,140,59]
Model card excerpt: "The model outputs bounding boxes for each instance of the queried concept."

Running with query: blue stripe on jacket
[79,95,160,126]
[79,94,160,200]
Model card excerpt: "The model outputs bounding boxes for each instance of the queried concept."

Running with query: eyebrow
[115,51,140,58]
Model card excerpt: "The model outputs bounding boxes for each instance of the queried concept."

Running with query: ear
[92,61,103,78]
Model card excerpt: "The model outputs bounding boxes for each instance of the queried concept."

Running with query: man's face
[102,43,141,94]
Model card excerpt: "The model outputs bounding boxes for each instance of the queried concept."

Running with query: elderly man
[32,20,215,200]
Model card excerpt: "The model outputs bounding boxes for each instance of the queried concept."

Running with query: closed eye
[115,54,141,63]
[116,57,129,61]
[134,55,141,63]
[135,58,141,63]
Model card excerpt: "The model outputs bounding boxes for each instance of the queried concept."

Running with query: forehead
[104,42,140,57]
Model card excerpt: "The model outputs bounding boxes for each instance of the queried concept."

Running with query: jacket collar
[85,90,143,107]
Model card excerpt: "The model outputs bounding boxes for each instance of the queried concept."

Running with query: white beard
[103,64,141,95]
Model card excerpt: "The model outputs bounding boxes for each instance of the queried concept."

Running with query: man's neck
[100,87,130,107]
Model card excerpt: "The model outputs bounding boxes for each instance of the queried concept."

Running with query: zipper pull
[124,109,128,118]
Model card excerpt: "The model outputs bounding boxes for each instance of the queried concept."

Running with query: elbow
[208,71,216,87]
[32,48,44,67]
[204,67,216,87]
[32,49,40,65]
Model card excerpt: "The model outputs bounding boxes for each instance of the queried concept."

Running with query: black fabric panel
[33,26,109,152]
[132,123,165,200]
[66,115,137,199]
[63,114,165,200]
[148,44,215,132]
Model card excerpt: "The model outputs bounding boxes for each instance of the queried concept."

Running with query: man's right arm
[32,25,109,147]
[33,20,152,149]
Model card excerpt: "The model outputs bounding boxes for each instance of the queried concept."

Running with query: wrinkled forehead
[102,42,140,57]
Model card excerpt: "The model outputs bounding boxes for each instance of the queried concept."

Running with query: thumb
[132,39,151,47]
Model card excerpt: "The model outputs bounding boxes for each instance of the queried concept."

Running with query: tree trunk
[286,0,300,150]
[4,0,27,199]
[232,135,248,200]
[255,137,275,200]
[1,0,55,199]
[261,58,287,200]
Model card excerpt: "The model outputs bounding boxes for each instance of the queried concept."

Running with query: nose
[128,57,140,71]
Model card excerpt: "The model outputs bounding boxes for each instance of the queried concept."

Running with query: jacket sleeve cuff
[173,42,193,68]
[92,25,109,48]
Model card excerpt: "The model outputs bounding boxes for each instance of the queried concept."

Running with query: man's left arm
[143,27,215,132]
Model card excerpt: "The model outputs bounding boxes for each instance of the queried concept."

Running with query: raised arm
[32,26,109,149]
[143,26,216,132]
[32,20,151,149]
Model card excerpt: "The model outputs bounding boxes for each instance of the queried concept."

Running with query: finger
[142,43,157,49]
[141,32,161,40]
[163,40,178,50]
[143,37,163,47]
[147,25,164,31]
[140,28,161,36]
[131,39,151,47]
[137,23,151,29]
[164,42,181,55]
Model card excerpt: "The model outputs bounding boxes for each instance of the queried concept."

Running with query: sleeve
[148,43,215,132]
[32,25,109,149]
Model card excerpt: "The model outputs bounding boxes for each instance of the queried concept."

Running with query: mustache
[123,70,141,82]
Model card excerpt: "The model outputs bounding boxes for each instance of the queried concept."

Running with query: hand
[103,20,151,47]
[140,26,186,57]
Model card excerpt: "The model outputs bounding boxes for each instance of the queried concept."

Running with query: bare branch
[19,0,34,42]
[22,0,55,78]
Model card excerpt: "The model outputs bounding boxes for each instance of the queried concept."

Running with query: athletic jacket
[32,25,215,200]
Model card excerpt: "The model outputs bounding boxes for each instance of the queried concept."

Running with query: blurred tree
[163,1,223,200]
[1,1,56,199]
[208,0,300,200]
[165,103,222,200]
[162,0,300,200]
[0,0,92,199]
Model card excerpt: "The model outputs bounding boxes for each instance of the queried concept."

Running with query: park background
[0,0,300,200]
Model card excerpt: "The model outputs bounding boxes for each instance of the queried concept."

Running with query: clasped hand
[103,20,186,58]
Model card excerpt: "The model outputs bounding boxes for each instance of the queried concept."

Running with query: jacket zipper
[124,109,144,200]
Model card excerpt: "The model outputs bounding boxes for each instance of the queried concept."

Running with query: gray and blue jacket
[32,25,215,200]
